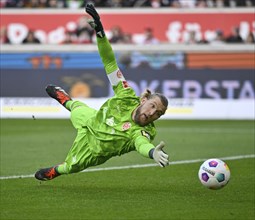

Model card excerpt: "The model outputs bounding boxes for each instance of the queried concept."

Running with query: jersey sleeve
[132,127,157,158]
[134,135,155,158]
[112,80,137,98]
[96,36,137,98]
[97,37,118,74]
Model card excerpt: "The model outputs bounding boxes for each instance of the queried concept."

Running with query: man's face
[133,96,167,126]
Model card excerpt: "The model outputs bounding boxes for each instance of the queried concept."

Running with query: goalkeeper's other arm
[85,3,105,38]
[149,141,169,167]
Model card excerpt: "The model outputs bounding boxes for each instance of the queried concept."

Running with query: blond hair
[140,89,168,108]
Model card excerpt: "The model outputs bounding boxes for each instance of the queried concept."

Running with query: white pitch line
[0,154,254,180]
[158,127,254,134]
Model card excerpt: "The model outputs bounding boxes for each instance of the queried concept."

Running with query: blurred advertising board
[1,98,253,120]
[1,9,254,43]
[1,48,254,119]
[1,65,254,119]
[1,68,254,99]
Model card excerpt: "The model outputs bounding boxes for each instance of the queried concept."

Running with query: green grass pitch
[0,119,254,220]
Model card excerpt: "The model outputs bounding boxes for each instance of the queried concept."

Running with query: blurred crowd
[1,0,255,8]
[185,27,255,44]
[1,23,254,45]
[1,0,254,45]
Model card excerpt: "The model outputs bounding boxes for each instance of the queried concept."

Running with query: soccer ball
[198,158,231,190]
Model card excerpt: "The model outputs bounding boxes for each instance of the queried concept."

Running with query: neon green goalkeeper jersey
[84,81,156,159]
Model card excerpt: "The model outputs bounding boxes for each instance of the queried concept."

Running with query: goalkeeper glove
[85,3,105,38]
[149,141,169,167]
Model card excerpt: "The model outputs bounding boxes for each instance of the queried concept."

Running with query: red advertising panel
[1,10,254,44]
[186,53,255,69]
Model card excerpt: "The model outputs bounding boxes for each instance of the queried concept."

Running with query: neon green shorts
[57,101,109,174]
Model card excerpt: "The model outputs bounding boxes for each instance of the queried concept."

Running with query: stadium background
[0,1,255,220]
[1,5,254,119]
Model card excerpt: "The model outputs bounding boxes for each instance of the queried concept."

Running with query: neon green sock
[56,163,67,175]
[64,100,73,111]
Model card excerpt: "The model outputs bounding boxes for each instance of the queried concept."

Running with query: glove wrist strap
[149,148,154,159]
[95,21,105,38]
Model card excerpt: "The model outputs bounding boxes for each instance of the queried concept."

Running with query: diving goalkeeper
[35,4,169,181]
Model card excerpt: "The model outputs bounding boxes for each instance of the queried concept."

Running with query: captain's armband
[107,69,126,86]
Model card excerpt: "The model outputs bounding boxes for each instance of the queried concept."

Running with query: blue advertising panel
[1,68,254,99]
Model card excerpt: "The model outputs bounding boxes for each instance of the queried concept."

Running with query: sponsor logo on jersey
[122,80,130,89]
[106,117,116,126]
[141,130,150,140]
[122,122,131,131]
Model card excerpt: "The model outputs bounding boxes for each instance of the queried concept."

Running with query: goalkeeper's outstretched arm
[85,4,125,86]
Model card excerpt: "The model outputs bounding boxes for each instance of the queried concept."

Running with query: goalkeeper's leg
[53,133,110,176]
[65,100,97,130]
[34,131,110,181]
[46,84,72,110]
